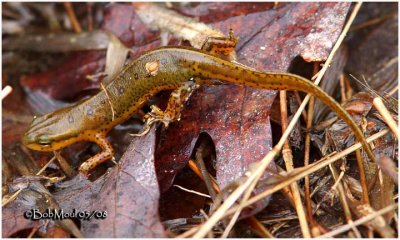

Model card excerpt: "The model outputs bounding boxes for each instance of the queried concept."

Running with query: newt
[22,45,376,174]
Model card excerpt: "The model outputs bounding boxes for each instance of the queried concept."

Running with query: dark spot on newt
[119,86,124,95]
[87,109,94,116]
[134,73,139,80]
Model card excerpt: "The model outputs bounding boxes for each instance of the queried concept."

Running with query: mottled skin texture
[22,46,376,174]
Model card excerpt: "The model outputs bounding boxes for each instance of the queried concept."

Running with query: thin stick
[86,3,93,32]
[355,149,370,204]
[36,155,57,175]
[246,216,274,238]
[173,185,211,198]
[386,85,398,96]
[224,129,389,215]
[304,62,318,234]
[188,160,219,192]
[280,90,310,237]
[189,159,269,238]
[195,143,218,200]
[1,85,12,100]
[64,2,82,33]
[373,97,399,138]
[339,74,347,103]
[318,204,397,238]
[328,164,362,238]
[293,91,309,122]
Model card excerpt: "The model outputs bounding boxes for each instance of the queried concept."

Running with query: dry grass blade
[1,85,13,100]
[280,90,311,237]
[222,129,390,217]
[173,185,211,198]
[373,97,399,138]
[63,2,82,33]
[318,204,397,238]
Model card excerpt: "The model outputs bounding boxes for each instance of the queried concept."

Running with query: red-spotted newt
[22,46,376,174]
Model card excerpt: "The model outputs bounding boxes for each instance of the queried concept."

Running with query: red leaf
[155,3,351,215]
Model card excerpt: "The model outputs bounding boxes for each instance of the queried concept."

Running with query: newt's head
[22,107,83,152]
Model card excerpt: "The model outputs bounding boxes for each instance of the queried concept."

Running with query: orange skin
[22,46,376,174]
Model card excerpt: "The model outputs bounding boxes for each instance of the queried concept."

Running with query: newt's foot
[201,29,238,61]
[131,81,198,137]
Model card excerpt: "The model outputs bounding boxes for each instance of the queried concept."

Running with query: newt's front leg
[132,81,198,137]
[79,131,115,175]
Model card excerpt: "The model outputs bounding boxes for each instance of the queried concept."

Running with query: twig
[36,155,56,176]
[339,74,347,103]
[188,160,219,192]
[64,2,82,33]
[188,159,270,238]
[279,90,311,237]
[318,204,397,238]
[195,142,218,200]
[304,62,318,235]
[173,185,211,198]
[1,85,12,100]
[373,97,399,138]
[2,189,22,207]
[355,149,370,204]
[54,151,75,177]
[86,3,93,32]
[328,164,362,238]
[386,85,398,96]
[132,3,225,49]
[246,216,274,238]
[293,91,309,122]
[222,129,389,218]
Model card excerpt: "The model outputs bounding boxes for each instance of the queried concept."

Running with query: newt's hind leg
[201,29,238,61]
[132,81,199,137]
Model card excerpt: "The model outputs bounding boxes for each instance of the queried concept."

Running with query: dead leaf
[53,126,165,237]
[2,176,82,237]
[155,3,352,207]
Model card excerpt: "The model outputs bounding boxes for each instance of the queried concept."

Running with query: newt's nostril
[22,133,36,145]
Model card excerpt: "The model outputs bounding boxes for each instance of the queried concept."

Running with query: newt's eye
[38,134,52,145]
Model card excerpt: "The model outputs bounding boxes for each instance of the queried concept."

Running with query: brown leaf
[53,126,165,237]
[20,51,106,101]
[173,2,278,23]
